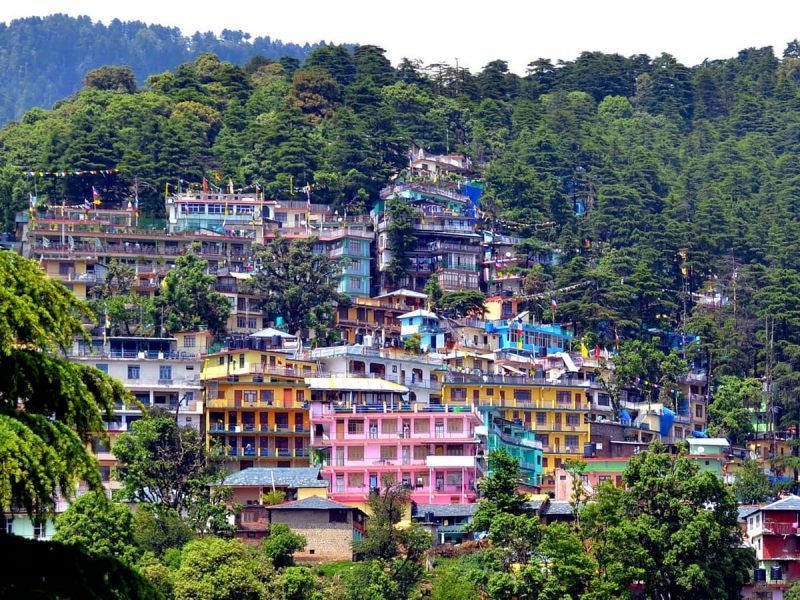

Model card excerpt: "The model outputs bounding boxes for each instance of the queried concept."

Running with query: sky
[4,1,800,73]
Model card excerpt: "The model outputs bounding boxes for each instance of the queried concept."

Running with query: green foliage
[0,533,161,599]
[156,253,230,335]
[249,237,345,340]
[261,489,287,505]
[0,252,127,519]
[733,458,772,504]
[439,290,487,318]
[473,449,528,532]
[113,413,236,538]
[54,491,139,564]
[385,197,417,284]
[132,505,194,557]
[262,522,307,568]
[341,560,399,600]
[173,537,274,600]
[708,376,760,444]
[403,332,422,354]
[278,566,325,600]
[422,275,443,309]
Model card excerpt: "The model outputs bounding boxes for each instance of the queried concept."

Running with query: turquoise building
[486,318,573,357]
[399,309,447,351]
[481,410,544,485]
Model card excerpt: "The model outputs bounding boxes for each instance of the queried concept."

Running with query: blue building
[398,309,447,351]
[486,318,573,357]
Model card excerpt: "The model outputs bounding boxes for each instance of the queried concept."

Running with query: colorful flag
[84,198,91,212]
[202,177,209,194]
[92,186,101,205]
[304,183,312,210]
[228,178,234,195]
[580,342,589,358]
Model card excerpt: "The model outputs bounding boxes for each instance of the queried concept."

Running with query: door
[336,447,345,467]
[402,446,410,465]
[369,474,378,490]
[336,420,345,440]
[554,413,562,431]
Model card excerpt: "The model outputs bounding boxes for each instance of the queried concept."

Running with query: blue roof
[219,467,327,488]
[269,496,355,511]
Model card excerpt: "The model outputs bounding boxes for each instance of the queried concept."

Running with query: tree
[84,66,137,93]
[132,504,194,557]
[355,485,431,600]
[472,449,528,532]
[439,290,486,318]
[173,537,274,600]
[423,275,443,309]
[385,197,416,285]
[54,491,138,564]
[733,459,771,504]
[262,522,306,568]
[621,442,754,599]
[156,253,230,336]
[249,237,345,340]
[113,412,235,537]
[708,376,760,444]
[0,252,126,519]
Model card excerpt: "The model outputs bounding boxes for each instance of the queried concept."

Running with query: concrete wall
[269,509,354,561]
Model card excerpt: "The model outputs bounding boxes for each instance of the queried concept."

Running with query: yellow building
[442,375,591,487]
[202,337,317,470]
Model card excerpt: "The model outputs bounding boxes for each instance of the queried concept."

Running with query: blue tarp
[691,430,709,438]
[463,184,483,204]
[660,407,676,437]
[619,409,632,425]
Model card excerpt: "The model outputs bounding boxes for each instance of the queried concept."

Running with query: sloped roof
[540,501,575,516]
[249,328,296,339]
[219,467,327,488]
[269,496,354,511]
[686,438,730,447]
[376,289,428,300]
[738,505,760,522]
[759,495,800,512]
[415,503,477,518]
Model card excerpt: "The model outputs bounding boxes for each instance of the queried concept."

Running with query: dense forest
[0,14,323,122]
[2,40,800,424]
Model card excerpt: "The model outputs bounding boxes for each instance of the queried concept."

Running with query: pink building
[307,377,482,505]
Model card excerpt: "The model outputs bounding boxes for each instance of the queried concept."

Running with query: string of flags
[23,168,120,178]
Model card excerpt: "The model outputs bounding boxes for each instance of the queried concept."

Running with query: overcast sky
[5,1,800,73]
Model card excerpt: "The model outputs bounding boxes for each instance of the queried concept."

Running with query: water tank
[272,335,282,347]
[583,442,597,458]
[770,565,782,581]
[753,568,767,582]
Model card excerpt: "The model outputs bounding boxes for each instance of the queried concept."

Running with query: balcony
[320,403,478,416]
[209,424,306,434]
[764,522,800,536]
[225,448,309,458]
[206,398,306,410]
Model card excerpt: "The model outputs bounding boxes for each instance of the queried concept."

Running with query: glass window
[566,414,580,426]
[96,363,108,373]
[565,435,579,450]
[536,412,547,426]
[159,365,172,380]
[127,365,140,380]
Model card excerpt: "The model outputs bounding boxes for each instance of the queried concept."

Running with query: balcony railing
[206,399,307,410]
[764,522,800,535]
[320,403,478,415]
[226,448,309,458]
[209,424,306,434]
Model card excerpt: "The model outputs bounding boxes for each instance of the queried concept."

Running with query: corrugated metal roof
[269,496,354,511]
[759,495,800,512]
[414,503,478,518]
[304,377,409,393]
[398,309,439,320]
[219,467,327,488]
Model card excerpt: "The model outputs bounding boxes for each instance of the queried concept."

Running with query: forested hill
[2,42,800,408]
[0,14,323,122]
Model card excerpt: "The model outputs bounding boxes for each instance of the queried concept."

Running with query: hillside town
[3,147,793,598]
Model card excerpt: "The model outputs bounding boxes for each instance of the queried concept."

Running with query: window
[536,412,547,426]
[565,435,579,450]
[159,365,172,380]
[348,473,364,487]
[275,211,288,223]
[566,414,580,426]
[413,446,427,460]
[330,509,349,523]
[237,317,247,328]
[184,335,196,348]
[96,363,108,373]
[486,388,494,396]
[514,389,531,402]
[414,420,430,434]
[33,522,46,539]
[446,472,463,487]
[348,446,364,461]
[348,420,364,434]
[695,404,704,418]
[127,365,140,380]
[450,387,467,401]
[554,458,562,468]
[0,516,12,534]
[260,390,273,403]
[380,446,397,461]
[446,445,464,456]
[243,391,257,402]
[556,391,571,404]
[538,434,549,447]
[597,393,610,406]
[382,419,398,434]
[447,419,463,433]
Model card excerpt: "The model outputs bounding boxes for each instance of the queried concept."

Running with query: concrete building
[743,495,800,598]
[268,496,367,561]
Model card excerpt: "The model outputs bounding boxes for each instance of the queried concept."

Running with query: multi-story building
[481,413,544,485]
[744,495,800,598]
[399,309,450,352]
[312,345,444,405]
[214,271,266,334]
[442,373,590,488]
[308,377,482,508]
[202,333,317,470]
[486,317,573,357]
[335,289,427,347]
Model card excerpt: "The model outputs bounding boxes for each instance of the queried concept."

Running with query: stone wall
[270,509,354,561]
